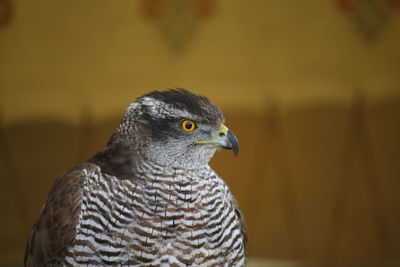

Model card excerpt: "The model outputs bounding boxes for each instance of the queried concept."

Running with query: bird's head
[111,88,239,167]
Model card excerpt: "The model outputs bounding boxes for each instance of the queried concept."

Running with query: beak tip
[227,130,239,157]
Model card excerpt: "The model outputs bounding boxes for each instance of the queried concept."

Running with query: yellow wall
[1,0,399,124]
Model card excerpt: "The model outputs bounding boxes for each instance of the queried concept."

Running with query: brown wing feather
[24,163,91,267]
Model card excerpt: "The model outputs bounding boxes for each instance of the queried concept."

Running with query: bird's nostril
[219,132,226,137]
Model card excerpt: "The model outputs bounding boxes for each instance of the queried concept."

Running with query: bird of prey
[25,89,246,266]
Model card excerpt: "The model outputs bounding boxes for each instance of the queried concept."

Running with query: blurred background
[0,0,399,266]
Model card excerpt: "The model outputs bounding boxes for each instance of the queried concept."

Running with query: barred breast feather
[25,160,246,266]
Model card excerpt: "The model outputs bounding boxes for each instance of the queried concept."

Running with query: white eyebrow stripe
[129,97,202,121]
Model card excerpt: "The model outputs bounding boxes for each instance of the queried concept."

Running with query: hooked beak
[196,124,239,156]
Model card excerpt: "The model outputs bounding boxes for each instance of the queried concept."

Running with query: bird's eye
[181,120,196,132]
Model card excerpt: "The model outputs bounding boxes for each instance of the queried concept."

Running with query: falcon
[25,89,246,266]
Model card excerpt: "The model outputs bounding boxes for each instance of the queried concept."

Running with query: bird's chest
[70,170,235,266]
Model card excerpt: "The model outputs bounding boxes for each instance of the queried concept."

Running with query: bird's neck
[138,158,213,182]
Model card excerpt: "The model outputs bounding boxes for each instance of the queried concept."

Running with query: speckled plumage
[25,89,246,266]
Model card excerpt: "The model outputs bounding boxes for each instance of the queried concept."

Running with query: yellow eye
[181,120,196,132]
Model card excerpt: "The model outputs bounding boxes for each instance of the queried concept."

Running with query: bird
[24,88,246,266]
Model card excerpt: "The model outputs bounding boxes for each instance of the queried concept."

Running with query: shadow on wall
[0,94,399,266]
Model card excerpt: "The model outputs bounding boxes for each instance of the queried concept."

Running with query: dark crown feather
[141,88,224,126]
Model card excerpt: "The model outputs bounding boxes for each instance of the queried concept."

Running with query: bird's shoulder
[24,162,99,267]
[89,141,140,180]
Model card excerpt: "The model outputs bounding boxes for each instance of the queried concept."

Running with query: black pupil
[185,121,193,129]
